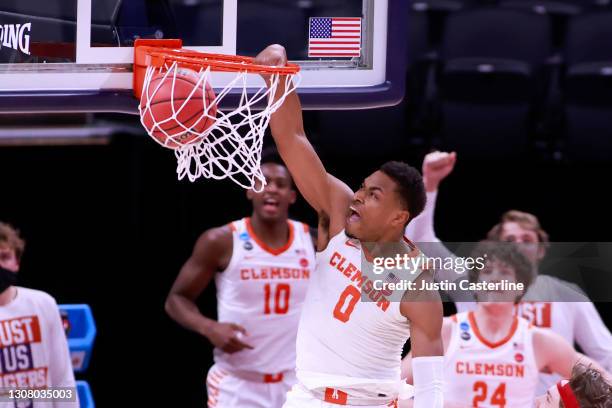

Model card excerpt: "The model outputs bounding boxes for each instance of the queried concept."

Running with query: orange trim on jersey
[302,222,309,233]
[468,311,519,349]
[245,217,295,256]
[228,222,236,232]
[451,314,458,323]
[345,239,359,249]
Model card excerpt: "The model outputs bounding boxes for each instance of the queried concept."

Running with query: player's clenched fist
[422,151,457,192]
[254,44,288,67]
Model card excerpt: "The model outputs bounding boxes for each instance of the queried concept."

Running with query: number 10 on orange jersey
[264,283,291,315]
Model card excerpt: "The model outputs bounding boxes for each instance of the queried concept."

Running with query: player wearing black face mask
[0,221,78,407]
[0,265,17,293]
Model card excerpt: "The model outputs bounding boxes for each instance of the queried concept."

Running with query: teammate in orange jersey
[401,242,610,408]
[165,152,316,408]
[535,363,612,408]
[256,44,444,408]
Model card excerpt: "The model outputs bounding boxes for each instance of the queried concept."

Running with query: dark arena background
[1,0,612,406]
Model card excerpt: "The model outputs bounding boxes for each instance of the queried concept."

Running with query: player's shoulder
[199,223,234,242]
[442,315,456,331]
[444,313,465,328]
[192,224,234,257]
[530,324,567,349]
[15,287,58,307]
[441,316,457,350]
[289,218,311,233]
[531,275,586,299]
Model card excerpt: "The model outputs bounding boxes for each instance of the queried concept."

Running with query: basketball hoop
[134,39,300,191]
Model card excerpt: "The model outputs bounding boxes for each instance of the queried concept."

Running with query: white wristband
[412,356,444,408]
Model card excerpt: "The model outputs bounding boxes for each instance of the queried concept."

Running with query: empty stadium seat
[438,8,552,158]
[405,9,438,134]
[500,0,582,18]
[564,12,612,161]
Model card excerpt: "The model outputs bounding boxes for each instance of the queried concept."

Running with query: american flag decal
[308,17,362,58]
[385,272,400,284]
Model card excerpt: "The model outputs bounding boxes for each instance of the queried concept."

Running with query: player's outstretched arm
[405,151,456,242]
[534,327,612,381]
[401,272,444,408]
[255,45,353,238]
[165,226,253,353]
[405,152,462,284]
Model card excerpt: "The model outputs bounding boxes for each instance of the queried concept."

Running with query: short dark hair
[379,161,426,222]
[469,240,534,298]
[560,363,612,408]
[260,147,293,187]
[261,147,285,166]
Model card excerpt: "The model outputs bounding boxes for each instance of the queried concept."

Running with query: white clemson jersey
[444,312,539,408]
[296,230,419,393]
[214,217,315,374]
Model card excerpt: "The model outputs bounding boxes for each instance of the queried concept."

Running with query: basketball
[140,67,217,149]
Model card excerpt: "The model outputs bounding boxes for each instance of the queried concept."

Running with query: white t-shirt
[0,287,77,408]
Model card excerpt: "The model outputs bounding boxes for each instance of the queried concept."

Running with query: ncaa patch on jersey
[239,232,250,241]
[460,321,470,331]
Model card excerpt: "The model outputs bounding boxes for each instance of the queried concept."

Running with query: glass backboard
[0,0,407,112]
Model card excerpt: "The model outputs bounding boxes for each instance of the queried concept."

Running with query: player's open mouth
[263,198,280,211]
[348,207,361,223]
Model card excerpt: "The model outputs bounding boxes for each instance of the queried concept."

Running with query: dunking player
[401,242,611,407]
[406,151,612,395]
[0,222,77,408]
[256,45,444,407]
[165,153,316,408]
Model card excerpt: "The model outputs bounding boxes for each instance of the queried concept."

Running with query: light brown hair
[487,210,550,248]
[0,222,26,261]
[469,240,534,300]
[560,363,612,408]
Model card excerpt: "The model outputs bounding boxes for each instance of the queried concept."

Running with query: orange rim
[133,38,299,99]
[146,48,301,75]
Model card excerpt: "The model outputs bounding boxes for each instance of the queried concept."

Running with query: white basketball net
[138,61,299,191]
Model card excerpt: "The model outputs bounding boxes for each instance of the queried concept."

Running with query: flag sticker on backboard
[308,17,362,58]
